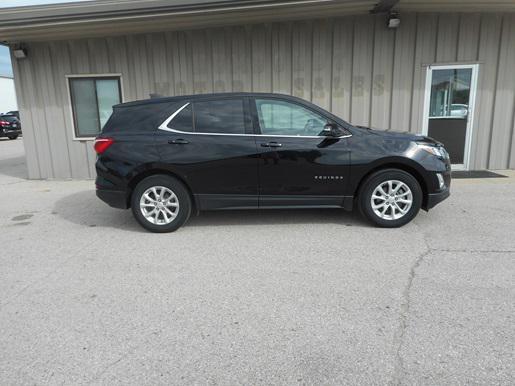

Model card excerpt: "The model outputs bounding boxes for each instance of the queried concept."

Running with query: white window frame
[422,64,479,170]
[66,74,124,141]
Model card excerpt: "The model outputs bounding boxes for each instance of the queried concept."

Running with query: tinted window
[103,102,177,133]
[168,104,193,132]
[194,99,245,134]
[255,99,327,136]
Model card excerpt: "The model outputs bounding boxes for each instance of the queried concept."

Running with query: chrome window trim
[158,102,191,132]
[157,102,352,139]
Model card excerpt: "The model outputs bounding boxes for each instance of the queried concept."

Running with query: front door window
[255,99,328,137]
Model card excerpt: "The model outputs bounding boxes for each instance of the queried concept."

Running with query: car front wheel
[131,174,191,232]
[359,169,422,228]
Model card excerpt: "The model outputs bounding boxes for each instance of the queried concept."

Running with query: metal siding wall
[471,14,502,169]
[12,12,515,178]
[390,14,416,133]
[489,14,515,169]
[410,14,437,134]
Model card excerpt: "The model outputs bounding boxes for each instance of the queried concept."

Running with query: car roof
[115,92,308,108]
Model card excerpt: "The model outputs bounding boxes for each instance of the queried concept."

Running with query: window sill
[73,137,96,142]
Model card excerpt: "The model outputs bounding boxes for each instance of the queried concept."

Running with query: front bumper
[96,188,128,209]
[425,187,450,210]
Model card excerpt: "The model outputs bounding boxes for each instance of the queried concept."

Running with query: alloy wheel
[370,180,413,221]
[139,186,180,225]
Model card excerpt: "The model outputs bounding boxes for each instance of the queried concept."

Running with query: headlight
[416,143,447,158]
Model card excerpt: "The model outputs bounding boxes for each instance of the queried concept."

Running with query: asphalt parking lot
[1,138,514,385]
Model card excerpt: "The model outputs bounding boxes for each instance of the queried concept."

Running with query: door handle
[260,142,282,148]
[168,138,189,145]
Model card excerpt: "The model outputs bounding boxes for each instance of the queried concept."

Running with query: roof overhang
[0,0,376,42]
[0,0,514,43]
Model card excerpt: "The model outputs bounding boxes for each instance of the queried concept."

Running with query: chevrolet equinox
[95,93,450,232]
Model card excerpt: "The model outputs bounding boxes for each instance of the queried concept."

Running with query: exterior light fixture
[387,13,400,28]
[13,47,27,59]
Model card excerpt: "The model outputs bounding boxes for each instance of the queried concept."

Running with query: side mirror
[322,123,343,137]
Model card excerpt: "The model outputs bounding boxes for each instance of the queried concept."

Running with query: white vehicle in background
[449,104,468,118]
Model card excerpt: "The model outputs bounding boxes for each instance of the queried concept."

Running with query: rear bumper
[425,188,450,210]
[0,128,21,137]
[96,189,128,209]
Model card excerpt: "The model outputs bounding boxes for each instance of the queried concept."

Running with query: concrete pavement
[0,138,514,385]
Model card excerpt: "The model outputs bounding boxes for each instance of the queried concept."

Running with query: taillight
[94,137,114,154]
[0,120,8,126]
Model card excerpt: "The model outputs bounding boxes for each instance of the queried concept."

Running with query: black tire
[131,174,191,233]
[358,168,422,228]
[8,135,18,140]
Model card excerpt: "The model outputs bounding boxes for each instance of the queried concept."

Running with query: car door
[155,97,259,210]
[251,97,351,207]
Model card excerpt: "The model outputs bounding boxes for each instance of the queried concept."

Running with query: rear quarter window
[102,101,184,133]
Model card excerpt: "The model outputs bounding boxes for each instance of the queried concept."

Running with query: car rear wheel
[131,175,191,232]
[358,169,422,228]
[8,135,18,140]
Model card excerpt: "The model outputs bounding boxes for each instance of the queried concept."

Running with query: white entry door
[422,64,479,170]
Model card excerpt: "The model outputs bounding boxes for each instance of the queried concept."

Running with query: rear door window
[193,99,245,134]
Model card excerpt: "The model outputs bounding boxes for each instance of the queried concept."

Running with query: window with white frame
[68,76,122,139]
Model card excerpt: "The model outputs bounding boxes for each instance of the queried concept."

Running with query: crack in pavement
[391,247,432,386]
[390,220,515,385]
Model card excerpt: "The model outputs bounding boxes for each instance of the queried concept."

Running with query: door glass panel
[255,99,327,136]
[194,99,245,134]
[428,68,472,164]
[96,79,121,128]
[70,79,99,137]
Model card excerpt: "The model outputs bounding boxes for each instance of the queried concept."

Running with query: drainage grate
[451,170,508,179]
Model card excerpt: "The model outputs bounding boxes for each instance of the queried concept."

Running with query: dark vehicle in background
[0,114,21,140]
[95,93,451,232]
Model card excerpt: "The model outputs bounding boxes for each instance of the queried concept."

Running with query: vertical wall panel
[12,50,40,178]
[231,25,252,92]
[435,14,460,62]
[191,30,213,94]
[26,45,51,179]
[291,21,312,100]
[351,15,374,126]
[488,14,515,169]
[370,15,395,130]
[211,28,232,93]
[173,31,194,95]
[311,19,333,110]
[390,14,416,133]
[410,13,437,133]
[250,24,272,92]
[147,33,172,96]
[470,14,503,169]
[457,13,481,61]
[271,23,292,94]
[13,13,515,178]
[331,16,353,119]
[41,43,72,178]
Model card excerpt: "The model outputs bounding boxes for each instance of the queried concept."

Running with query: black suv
[0,114,21,140]
[95,93,450,232]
